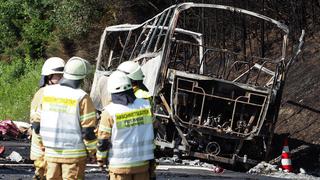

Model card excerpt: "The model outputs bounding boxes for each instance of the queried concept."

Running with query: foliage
[0,58,43,120]
[0,0,106,60]
[0,0,54,59]
[52,0,105,40]
[0,1,24,56]
[0,0,107,121]
[21,0,54,59]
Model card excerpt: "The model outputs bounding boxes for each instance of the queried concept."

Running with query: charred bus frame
[91,3,304,165]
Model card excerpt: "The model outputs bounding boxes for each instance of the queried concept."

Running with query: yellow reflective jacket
[36,85,97,163]
[30,88,44,160]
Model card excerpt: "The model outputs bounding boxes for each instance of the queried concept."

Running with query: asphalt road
[0,140,285,180]
[0,164,286,180]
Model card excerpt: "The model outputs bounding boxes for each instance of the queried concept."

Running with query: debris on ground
[248,161,320,179]
[85,168,102,173]
[0,145,5,156]
[6,151,23,162]
[159,157,213,167]
[158,157,224,173]
[0,120,31,140]
[212,166,224,173]
[248,161,278,174]
[13,121,32,137]
[0,120,20,139]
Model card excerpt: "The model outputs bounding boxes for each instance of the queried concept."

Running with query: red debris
[212,166,224,173]
[0,120,20,139]
[0,145,5,156]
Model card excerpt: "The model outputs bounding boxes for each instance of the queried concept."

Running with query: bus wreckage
[91,3,305,166]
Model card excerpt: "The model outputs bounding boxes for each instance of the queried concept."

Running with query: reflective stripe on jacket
[40,84,87,159]
[30,88,44,123]
[105,98,154,168]
[30,131,44,160]
[30,88,44,160]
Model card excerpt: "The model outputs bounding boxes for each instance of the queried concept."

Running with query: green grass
[0,58,43,121]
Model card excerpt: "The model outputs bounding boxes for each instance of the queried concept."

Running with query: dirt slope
[275,31,320,145]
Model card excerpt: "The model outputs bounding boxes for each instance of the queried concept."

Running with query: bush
[0,58,42,121]
[0,0,107,60]
[0,0,54,59]
[52,0,106,40]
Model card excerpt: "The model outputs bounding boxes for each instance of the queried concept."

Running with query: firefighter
[118,61,158,179]
[97,71,155,180]
[30,57,65,180]
[117,61,151,100]
[36,57,97,179]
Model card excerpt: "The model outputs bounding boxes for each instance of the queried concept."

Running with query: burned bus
[90,3,304,165]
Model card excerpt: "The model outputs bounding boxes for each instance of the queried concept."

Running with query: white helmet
[41,57,65,76]
[117,61,144,81]
[107,71,132,93]
[63,57,91,80]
